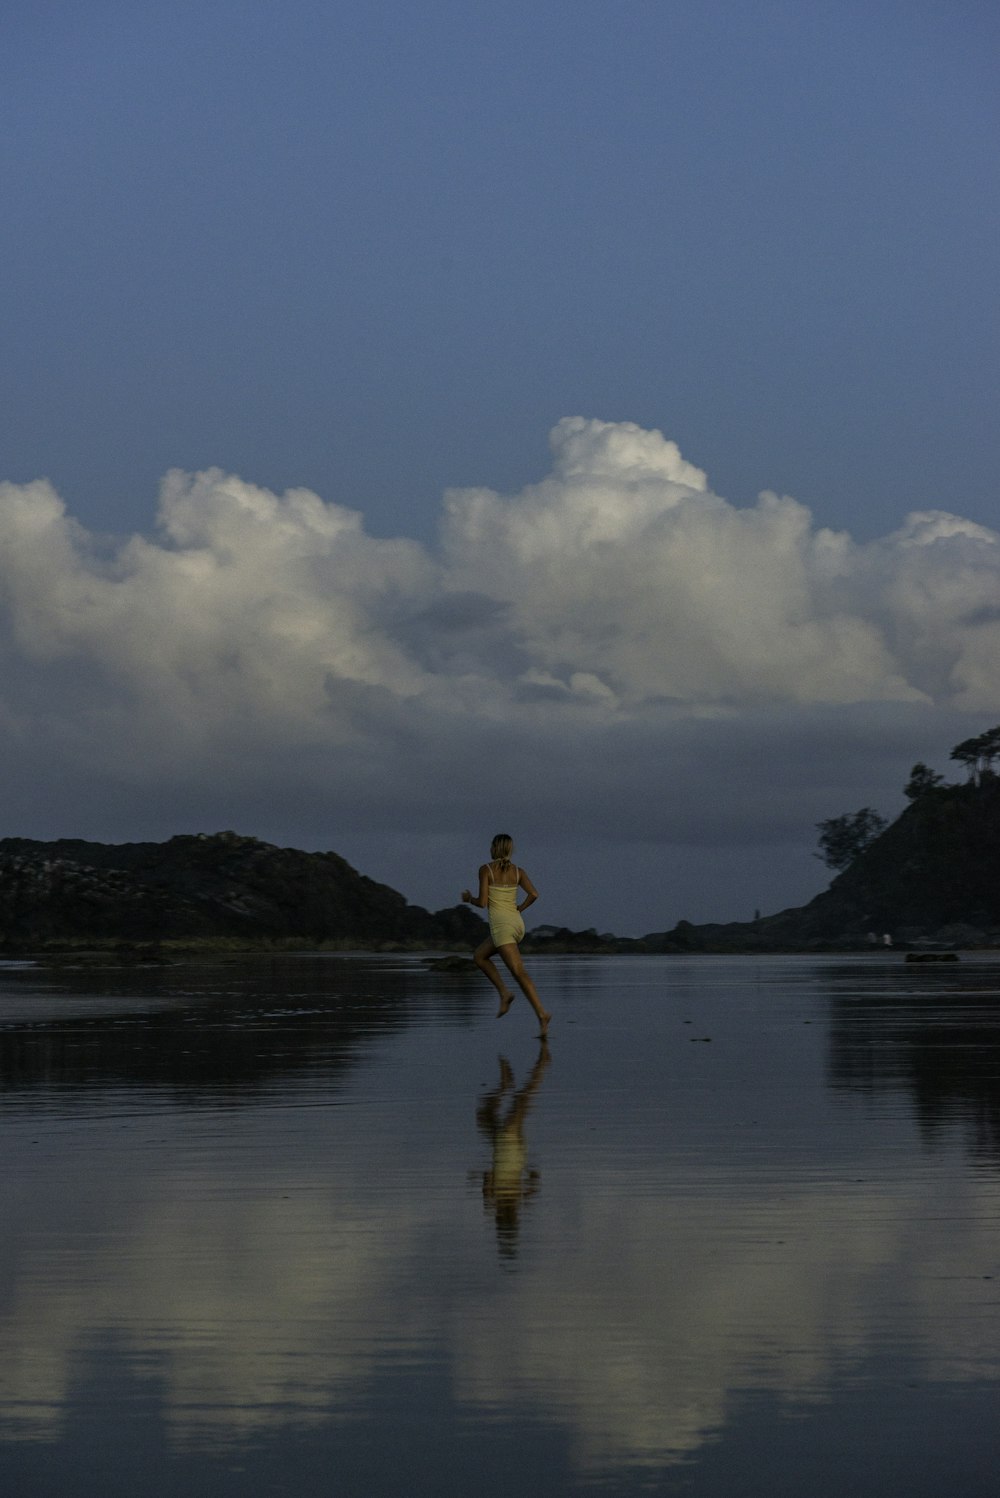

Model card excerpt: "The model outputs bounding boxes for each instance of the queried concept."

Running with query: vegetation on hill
[798,772,1000,943]
[641,725,1000,953]
[0,831,482,950]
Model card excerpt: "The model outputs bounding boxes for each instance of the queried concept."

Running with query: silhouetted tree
[980,726,1000,778]
[951,735,983,781]
[904,762,945,800]
[950,725,1000,786]
[815,808,888,871]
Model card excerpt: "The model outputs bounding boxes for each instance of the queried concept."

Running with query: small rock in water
[423,954,477,972]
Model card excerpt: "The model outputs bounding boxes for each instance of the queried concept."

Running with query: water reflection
[0,955,455,1106]
[475,1044,549,1260]
[824,958,1000,1165]
[1,955,999,1496]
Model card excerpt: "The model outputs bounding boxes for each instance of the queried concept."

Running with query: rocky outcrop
[0,831,483,949]
[642,777,1000,952]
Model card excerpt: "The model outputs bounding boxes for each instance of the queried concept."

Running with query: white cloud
[0,419,997,924]
[441,419,997,709]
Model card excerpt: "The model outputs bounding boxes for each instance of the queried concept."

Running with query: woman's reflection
[476,1043,550,1260]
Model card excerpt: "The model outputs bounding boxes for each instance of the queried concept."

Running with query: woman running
[461,833,551,1036]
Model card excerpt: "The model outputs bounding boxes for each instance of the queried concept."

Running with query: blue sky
[2,0,998,931]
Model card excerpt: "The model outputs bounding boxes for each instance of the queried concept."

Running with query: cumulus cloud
[0,418,997,924]
[448,423,892,708]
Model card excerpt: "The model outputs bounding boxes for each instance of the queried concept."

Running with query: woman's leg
[497,943,551,1034]
[473,937,515,1014]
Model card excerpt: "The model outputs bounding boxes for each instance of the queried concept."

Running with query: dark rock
[641,778,1000,952]
[0,832,484,950]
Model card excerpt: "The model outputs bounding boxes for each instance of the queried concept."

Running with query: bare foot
[497,991,515,1018]
[537,1011,551,1038]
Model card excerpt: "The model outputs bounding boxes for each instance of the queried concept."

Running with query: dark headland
[0,831,483,954]
[2,736,999,956]
[637,752,1000,954]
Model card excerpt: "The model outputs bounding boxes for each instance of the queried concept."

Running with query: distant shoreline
[5,938,995,972]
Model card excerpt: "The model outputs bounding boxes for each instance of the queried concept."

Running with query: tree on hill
[950,725,1000,786]
[904,762,945,800]
[815,807,888,871]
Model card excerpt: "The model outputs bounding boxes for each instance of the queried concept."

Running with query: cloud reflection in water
[0,954,998,1487]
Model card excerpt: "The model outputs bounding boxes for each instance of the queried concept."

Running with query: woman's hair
[490,833,514,869]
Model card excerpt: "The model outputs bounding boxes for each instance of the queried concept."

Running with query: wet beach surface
[1,952,999,1496]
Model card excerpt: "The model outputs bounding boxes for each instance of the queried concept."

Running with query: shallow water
[1,952,999,1496]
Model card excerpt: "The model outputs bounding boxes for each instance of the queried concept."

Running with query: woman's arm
[517,868,539,915]
[462,865,491,909]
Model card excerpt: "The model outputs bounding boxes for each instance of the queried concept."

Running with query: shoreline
[3,937,996,971]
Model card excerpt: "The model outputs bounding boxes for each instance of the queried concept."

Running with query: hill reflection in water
[825,957,1000,1165]
[1,953,998,1497]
